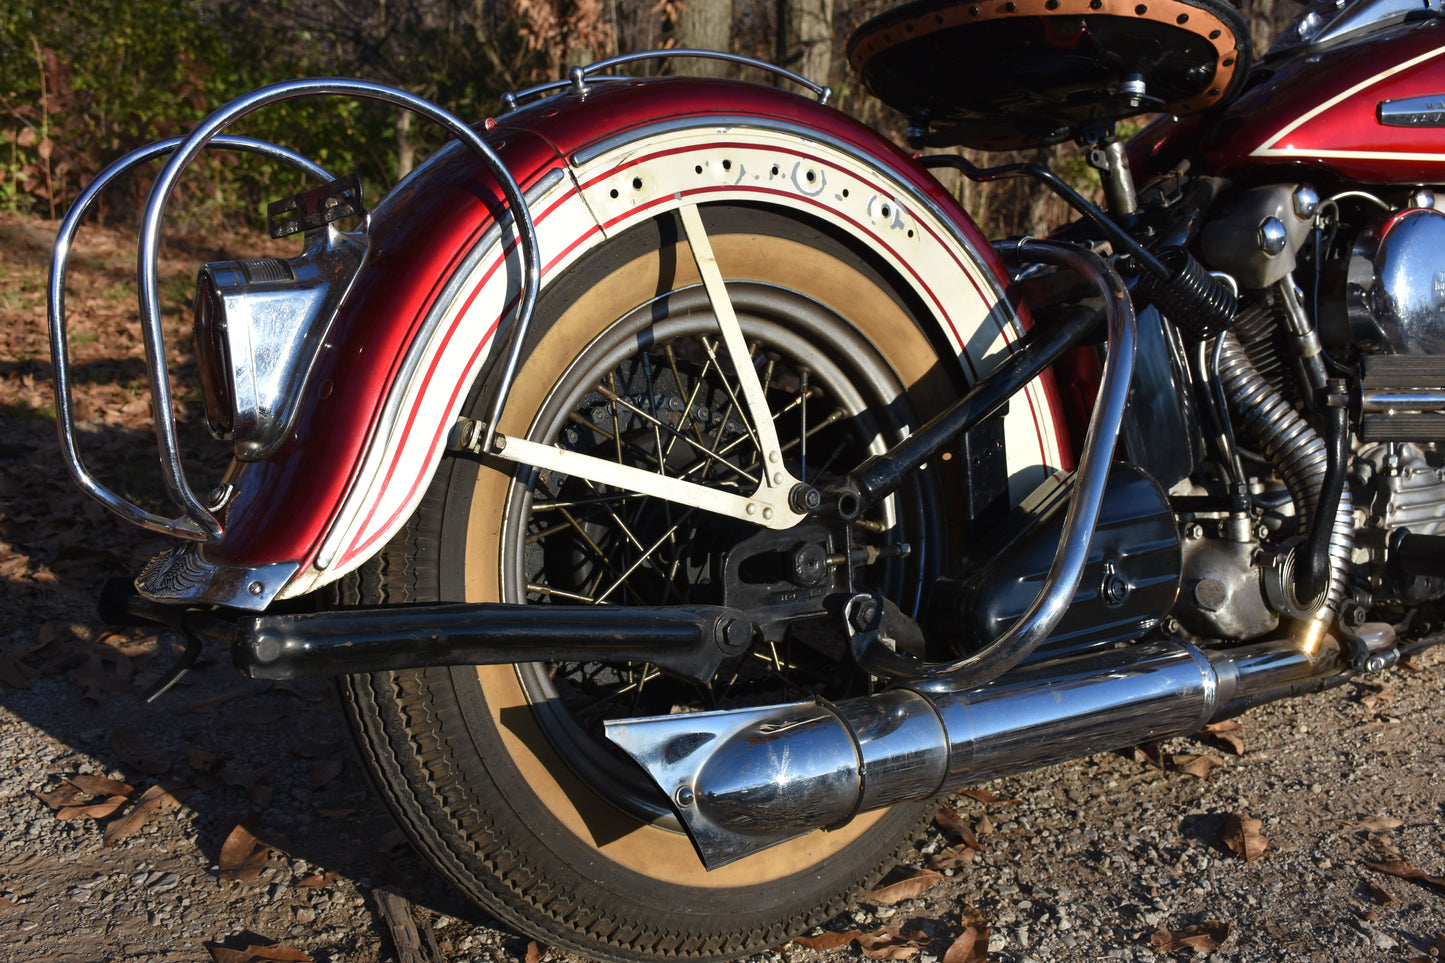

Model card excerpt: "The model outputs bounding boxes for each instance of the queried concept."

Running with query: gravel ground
[2,616,1442,963]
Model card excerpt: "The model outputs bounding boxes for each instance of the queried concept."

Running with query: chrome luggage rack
[48,79,542,543]
[499,49,832,113]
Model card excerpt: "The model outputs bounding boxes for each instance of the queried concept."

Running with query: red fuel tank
[1132,19,1445,185]
[1202,19,1445,184]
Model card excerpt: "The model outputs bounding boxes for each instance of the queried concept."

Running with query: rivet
[248,581,265,596]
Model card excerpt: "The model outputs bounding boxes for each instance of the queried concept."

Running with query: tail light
[191,226,367,461]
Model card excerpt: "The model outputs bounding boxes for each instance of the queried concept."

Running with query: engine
[1169,185,1445,645]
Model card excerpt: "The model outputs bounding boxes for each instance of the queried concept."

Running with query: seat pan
[848,0,1253,149]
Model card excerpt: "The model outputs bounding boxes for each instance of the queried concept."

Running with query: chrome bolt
[1409,188,1436,210]
[1258,216,1288,256]
[1185,522,1205,540]
[248,581,264,596]
[674,786,695,807]
[1292,184,1320,220]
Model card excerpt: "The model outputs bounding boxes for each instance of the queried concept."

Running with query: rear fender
[166,78,1070,606]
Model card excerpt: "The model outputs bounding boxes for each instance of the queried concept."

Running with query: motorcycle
[45,0,1445,958]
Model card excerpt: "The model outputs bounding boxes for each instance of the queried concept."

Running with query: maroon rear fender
[186,77,1071,603]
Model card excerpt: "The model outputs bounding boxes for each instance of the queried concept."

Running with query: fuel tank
[1132,19,1445,184]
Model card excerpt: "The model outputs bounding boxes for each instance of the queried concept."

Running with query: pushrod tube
[48,136,334,540]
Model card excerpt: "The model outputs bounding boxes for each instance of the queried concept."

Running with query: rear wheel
[337,205,958,961]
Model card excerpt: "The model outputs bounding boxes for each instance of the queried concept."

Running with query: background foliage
[0,0,1295,235]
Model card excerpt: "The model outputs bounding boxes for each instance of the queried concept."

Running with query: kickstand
[139,621,203,704]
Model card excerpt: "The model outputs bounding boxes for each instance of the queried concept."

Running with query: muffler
[605,637,1344,868]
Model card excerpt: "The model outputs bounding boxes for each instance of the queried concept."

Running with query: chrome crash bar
[49,135,334,540]
[49,79,542,542]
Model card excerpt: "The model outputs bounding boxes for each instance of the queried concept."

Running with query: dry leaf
[1366,860,1445,893]
[69,774,135,798]
[1365,881,1395,905]
[35,783,86,811]
[111,728,170,775]
[975,813,994,837]
[942,924,988,963]
[1135,741,1166,770]
[1336,816,1404,833]
[206,941,313,963]
[295,872,337,890]
[525,941,545,963]
[1200,721,1246,755]
[793,930,860,951]
[1359,686,1396,709]
[1221,814,1268,863]
[868,869,943,906]
[929,844,977,872]
[104,782,189,846]
[1170,753,1224,780]
[957,788,1017,806]
[57,795,129,821]
[934,807,983,850]
[857,926,928,961]
[1150,920,1230,954]
[219,820,271,882]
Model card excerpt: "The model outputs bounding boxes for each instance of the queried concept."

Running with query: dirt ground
[3,210,1444,963]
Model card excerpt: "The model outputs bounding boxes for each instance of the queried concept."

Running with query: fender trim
[178,78,1071,604]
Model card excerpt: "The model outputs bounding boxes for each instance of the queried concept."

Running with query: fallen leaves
[1199,720,1246,756]
[1221,814,1268,863]
[220,820,272,882]
[956,788,1017,806]
[206,940,312,963]
[1149,919,1230,955]
[941,921,988,963]
[933,807,983,851]
[295,871,338,890]
[1365,860,1445,894]
[34,773,141,823]
[867,869,943,906]
[1358,684,1396,709]
[1335,815,1404,833]
[794,912,987,961]
[1134,742,1224,780]
[105,782,190,846]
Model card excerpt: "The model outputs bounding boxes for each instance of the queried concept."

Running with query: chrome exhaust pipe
[605,637,1343,868]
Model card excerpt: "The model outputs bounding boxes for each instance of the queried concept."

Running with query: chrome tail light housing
[192,222,367,460]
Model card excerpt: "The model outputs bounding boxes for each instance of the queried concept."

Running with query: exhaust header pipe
[605,638,1344,868]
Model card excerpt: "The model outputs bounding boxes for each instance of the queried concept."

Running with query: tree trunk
[676,0,734,76]
[781,0,833,87]
[396,110,415,180]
